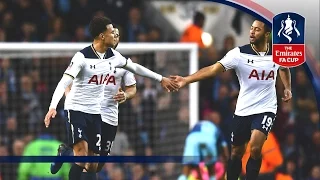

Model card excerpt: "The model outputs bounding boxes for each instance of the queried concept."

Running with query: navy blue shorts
[230,112,276,146]
[65,110,102,154]
[100,122,118,155]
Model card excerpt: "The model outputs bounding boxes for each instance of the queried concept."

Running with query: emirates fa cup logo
[272,12,305,67]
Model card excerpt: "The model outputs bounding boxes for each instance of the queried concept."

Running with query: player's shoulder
[110,48,124,58]
[238,44,255,55]
[238,44,272,55]
[226,46,241,56]
[79,45,96,58]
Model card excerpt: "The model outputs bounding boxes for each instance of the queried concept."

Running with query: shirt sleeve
[122,58,162,82]
[218,47,240,71]
[123,69,137,86]
[64,52,85,78]
[112,49,128,68]
[49,75,74,109]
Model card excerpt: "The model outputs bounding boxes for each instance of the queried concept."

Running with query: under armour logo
[248,59,254,63]
[90,65,96,69]
[78,128,82,138]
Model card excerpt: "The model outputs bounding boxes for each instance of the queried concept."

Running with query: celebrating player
[50,27,137,180]
[44,16,178,180]
[172,20,292,180]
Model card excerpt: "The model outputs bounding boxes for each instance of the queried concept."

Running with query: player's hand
[160,77,179,92]
[44,108,57,128]
[170,75,187,88]
[282,89,292,102]
[113,88,127,104]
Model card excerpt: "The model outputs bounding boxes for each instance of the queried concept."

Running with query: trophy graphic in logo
[277,15,301,43]
[272,12,305,67]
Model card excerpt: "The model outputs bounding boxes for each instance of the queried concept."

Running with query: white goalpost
[0,42,199,129]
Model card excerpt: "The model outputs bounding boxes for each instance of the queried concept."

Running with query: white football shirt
[64,45,127,114]
[218,44,281,116]
[100,61,136,126]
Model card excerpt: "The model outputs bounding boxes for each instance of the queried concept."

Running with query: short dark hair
[264,24,271,33]
[255,19,271,33]
[89,16,112,38]
[193,11,205,23]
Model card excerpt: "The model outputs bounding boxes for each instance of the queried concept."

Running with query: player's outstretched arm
[44,74,73,128]
[279,67,292,102]
[171,62,225,88]
[121,59,179,92]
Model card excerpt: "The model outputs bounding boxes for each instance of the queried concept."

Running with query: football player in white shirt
[50,28,137,180]
[172,20,292,180]
[44,16,178,180]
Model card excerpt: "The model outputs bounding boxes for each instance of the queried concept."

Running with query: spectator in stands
[72,25,91,42]
[273,99,294,142]
[0,144,9,179]
[1,11,16,41]
[281,130,303,160]
[131,164,149,180]
[5,117,18,152]
[12,139,25,156]
[0,27,5,41]
[218,35,236,60]
[180,11,206,48]
[147,26,163,42]
[46,16,70,42]
[5,139,26,180]
[18,75,43,134]
[110,166,126,180]
[19,22,38,42]
[304,131,320,174]
[159,162,178,180]
[308,165,320,180]
[275,159,296,180]
[125,7,146,42]
[97,163,115,180]
[295,68,317,114]
[0,58,16,92]
[0,79,17,134]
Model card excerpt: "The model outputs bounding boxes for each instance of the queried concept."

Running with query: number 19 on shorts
[261,115,274,133]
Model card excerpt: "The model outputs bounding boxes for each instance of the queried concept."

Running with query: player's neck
[252,42,268,52]
[92,41,107,53]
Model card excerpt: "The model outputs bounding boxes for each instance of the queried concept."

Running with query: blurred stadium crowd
[0,0,319,180]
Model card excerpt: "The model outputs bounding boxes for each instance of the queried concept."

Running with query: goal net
[0,42,198,178]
